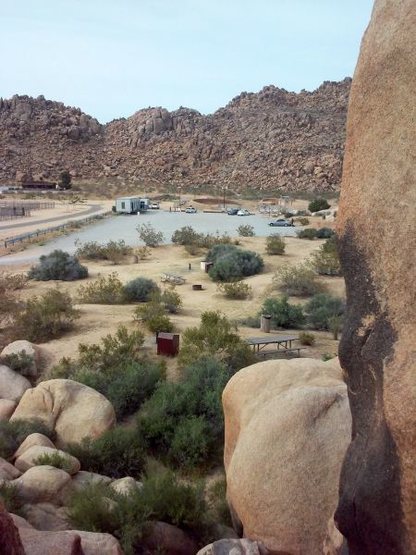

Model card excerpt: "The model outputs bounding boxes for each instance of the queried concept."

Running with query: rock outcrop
[0,80,350,193]
[1,340,41,379]
[223,358,351,554]
[0,365,31,402]
[10,379,116,446]
[0,503,25,555]
[335,0,416,553]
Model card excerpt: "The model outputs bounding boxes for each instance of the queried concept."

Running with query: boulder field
[223,358,351,554]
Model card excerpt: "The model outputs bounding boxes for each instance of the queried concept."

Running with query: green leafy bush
[305,293,345,331]
[237,224,255,237]
[123,277,160,303]
[1,351,34,377]
[261,296,305,329]
[171,226,232,249]
[0,482,23,514]
[265,234,285,255]
[136,223,164,247]
[0,419,55,459]
[207,244,264,282]
[315,227,335,239]
[158,287,182,314]
[33,452,73,472]
[178,311,255,371]
[273,263,324,297]
[28,250,88,281]
[297,228,317,240]
[14,288,79,342]
[217,281,252,300]
[310,235,341,276]
[134,300,174,334]
[77,272,124,304]
[299,332,316,346]
[171,226,201,245]
[308,198,330,213]
[66,427,146,479]
[207,477,232,528]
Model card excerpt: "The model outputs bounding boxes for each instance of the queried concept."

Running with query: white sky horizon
[1,1,374,123]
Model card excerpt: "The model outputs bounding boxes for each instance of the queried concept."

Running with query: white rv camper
[115,197,149,214]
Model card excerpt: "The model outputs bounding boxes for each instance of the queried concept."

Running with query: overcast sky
[1,0,374,123]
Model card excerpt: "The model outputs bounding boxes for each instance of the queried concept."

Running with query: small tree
[261,296,305,328]
[305,293,345,332]
[217,281,252,300]
[28,250,88,281]
[59,171,72,189]
[308,198,330,213]
[274,262,324,297]
[266,234,285,255]
[310,236,341,276]
[137,223,164,247]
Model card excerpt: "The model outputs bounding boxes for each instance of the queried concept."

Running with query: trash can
[156,332,180,356]
[260,314,271,333]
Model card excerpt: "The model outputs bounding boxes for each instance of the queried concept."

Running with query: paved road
[0,203,105,231]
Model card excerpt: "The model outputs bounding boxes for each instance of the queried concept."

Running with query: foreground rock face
[223,358,351,554]
[335,1,416,553]
[0,503,25,555]
[10,379,116,446]
[0,80,350,193]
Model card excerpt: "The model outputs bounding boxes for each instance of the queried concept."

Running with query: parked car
[237,209,251,216]
[149,202,160,209]
[185,206,197,213]
[227,208,239,215]
[269,219,293,227]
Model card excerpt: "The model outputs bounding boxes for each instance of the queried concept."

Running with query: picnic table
[160,273,186,285]
[245,335,302,357]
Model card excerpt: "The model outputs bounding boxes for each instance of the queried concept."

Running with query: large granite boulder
[13,465,72,504]
[1,340,40,378]
[10,379,116,446]
[223,358,351,554]
[14,433,55,459]
[0,503,25,555]
[0,399,17,420]
[14,445,80,475]
[0,365,31,402]
[335,1,416,553]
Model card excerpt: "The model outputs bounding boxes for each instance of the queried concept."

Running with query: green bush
[147,314,173,334]
[138,357,230,469]
[296,217,310,226]
[0,482,23,514]
[171,226,232,249]
[137,223,164,247]
[274,263,324,297]
[1,350,34,377]
[207,245,264,282]
[297,228,317,240]
[159,287,182,314]
[217,281,252,300]
[75,240,133,264]
[28,250,88,281]
[123,277,160,303]
[33,452,73,472]
[315,227,335,239]
[239,315,261,328]
[178,311,255,371]
[305,293,345,331]
[207,477,232,528]
[133,298,174,333]
[299,332,316,346]
[75,241,107,260]
[171,226,201,245]
[265,234,285,255]
[308,198,330,213]
[0,419,55,459]
[66,427,146,479]
[310,236,341,276]
[261,296,305,329]
[14,288,79,342]
[237,224,255,237]
[77,272,124,304]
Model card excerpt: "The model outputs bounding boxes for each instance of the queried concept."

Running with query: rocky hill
[0,78,351,193]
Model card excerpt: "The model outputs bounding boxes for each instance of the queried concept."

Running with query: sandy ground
[3,233,344,378]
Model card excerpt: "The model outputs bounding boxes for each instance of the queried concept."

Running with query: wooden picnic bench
[160,273,186,285]
[245,335,303,358]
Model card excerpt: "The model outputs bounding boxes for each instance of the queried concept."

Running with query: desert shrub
[75,360,164,419]
[296,217,310,226]
[207,477,232,527]
[305,293,345,331]
[207,244,263,282]
[237,224,255,237]
[134,301,174,334]
[33,452,73,472]
[28,250,88,281]
[315,227,335,239]
[299,332,316,346]
[136,223,164,247]
[0,482,23,514]
[172,226,232,250]
[308,198,330,213]
[75,240,133,263]
[14,288,79,342]
[136,246,151,260]
[322,352,336,361]
[0,272,28,291]
[68,469,211,555]
[310,235,341,276]
[217,281,252,300]
[261,296,305,329]
[147,314,174,334]
[171,226,200,245]
[138,357,230,469]
[184,243,201,256]
[273,263,324,297]
[178,311,255,371]
[297,228,317,240]
[75,241,106,260]
[265,234,285,255]
[239,315,261,328]
[123,277,159,303]
[0,419,55,459]
[77,272,124,304]
[66,427,146,479]
[158,287,182,314]
[1,351,34,377]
